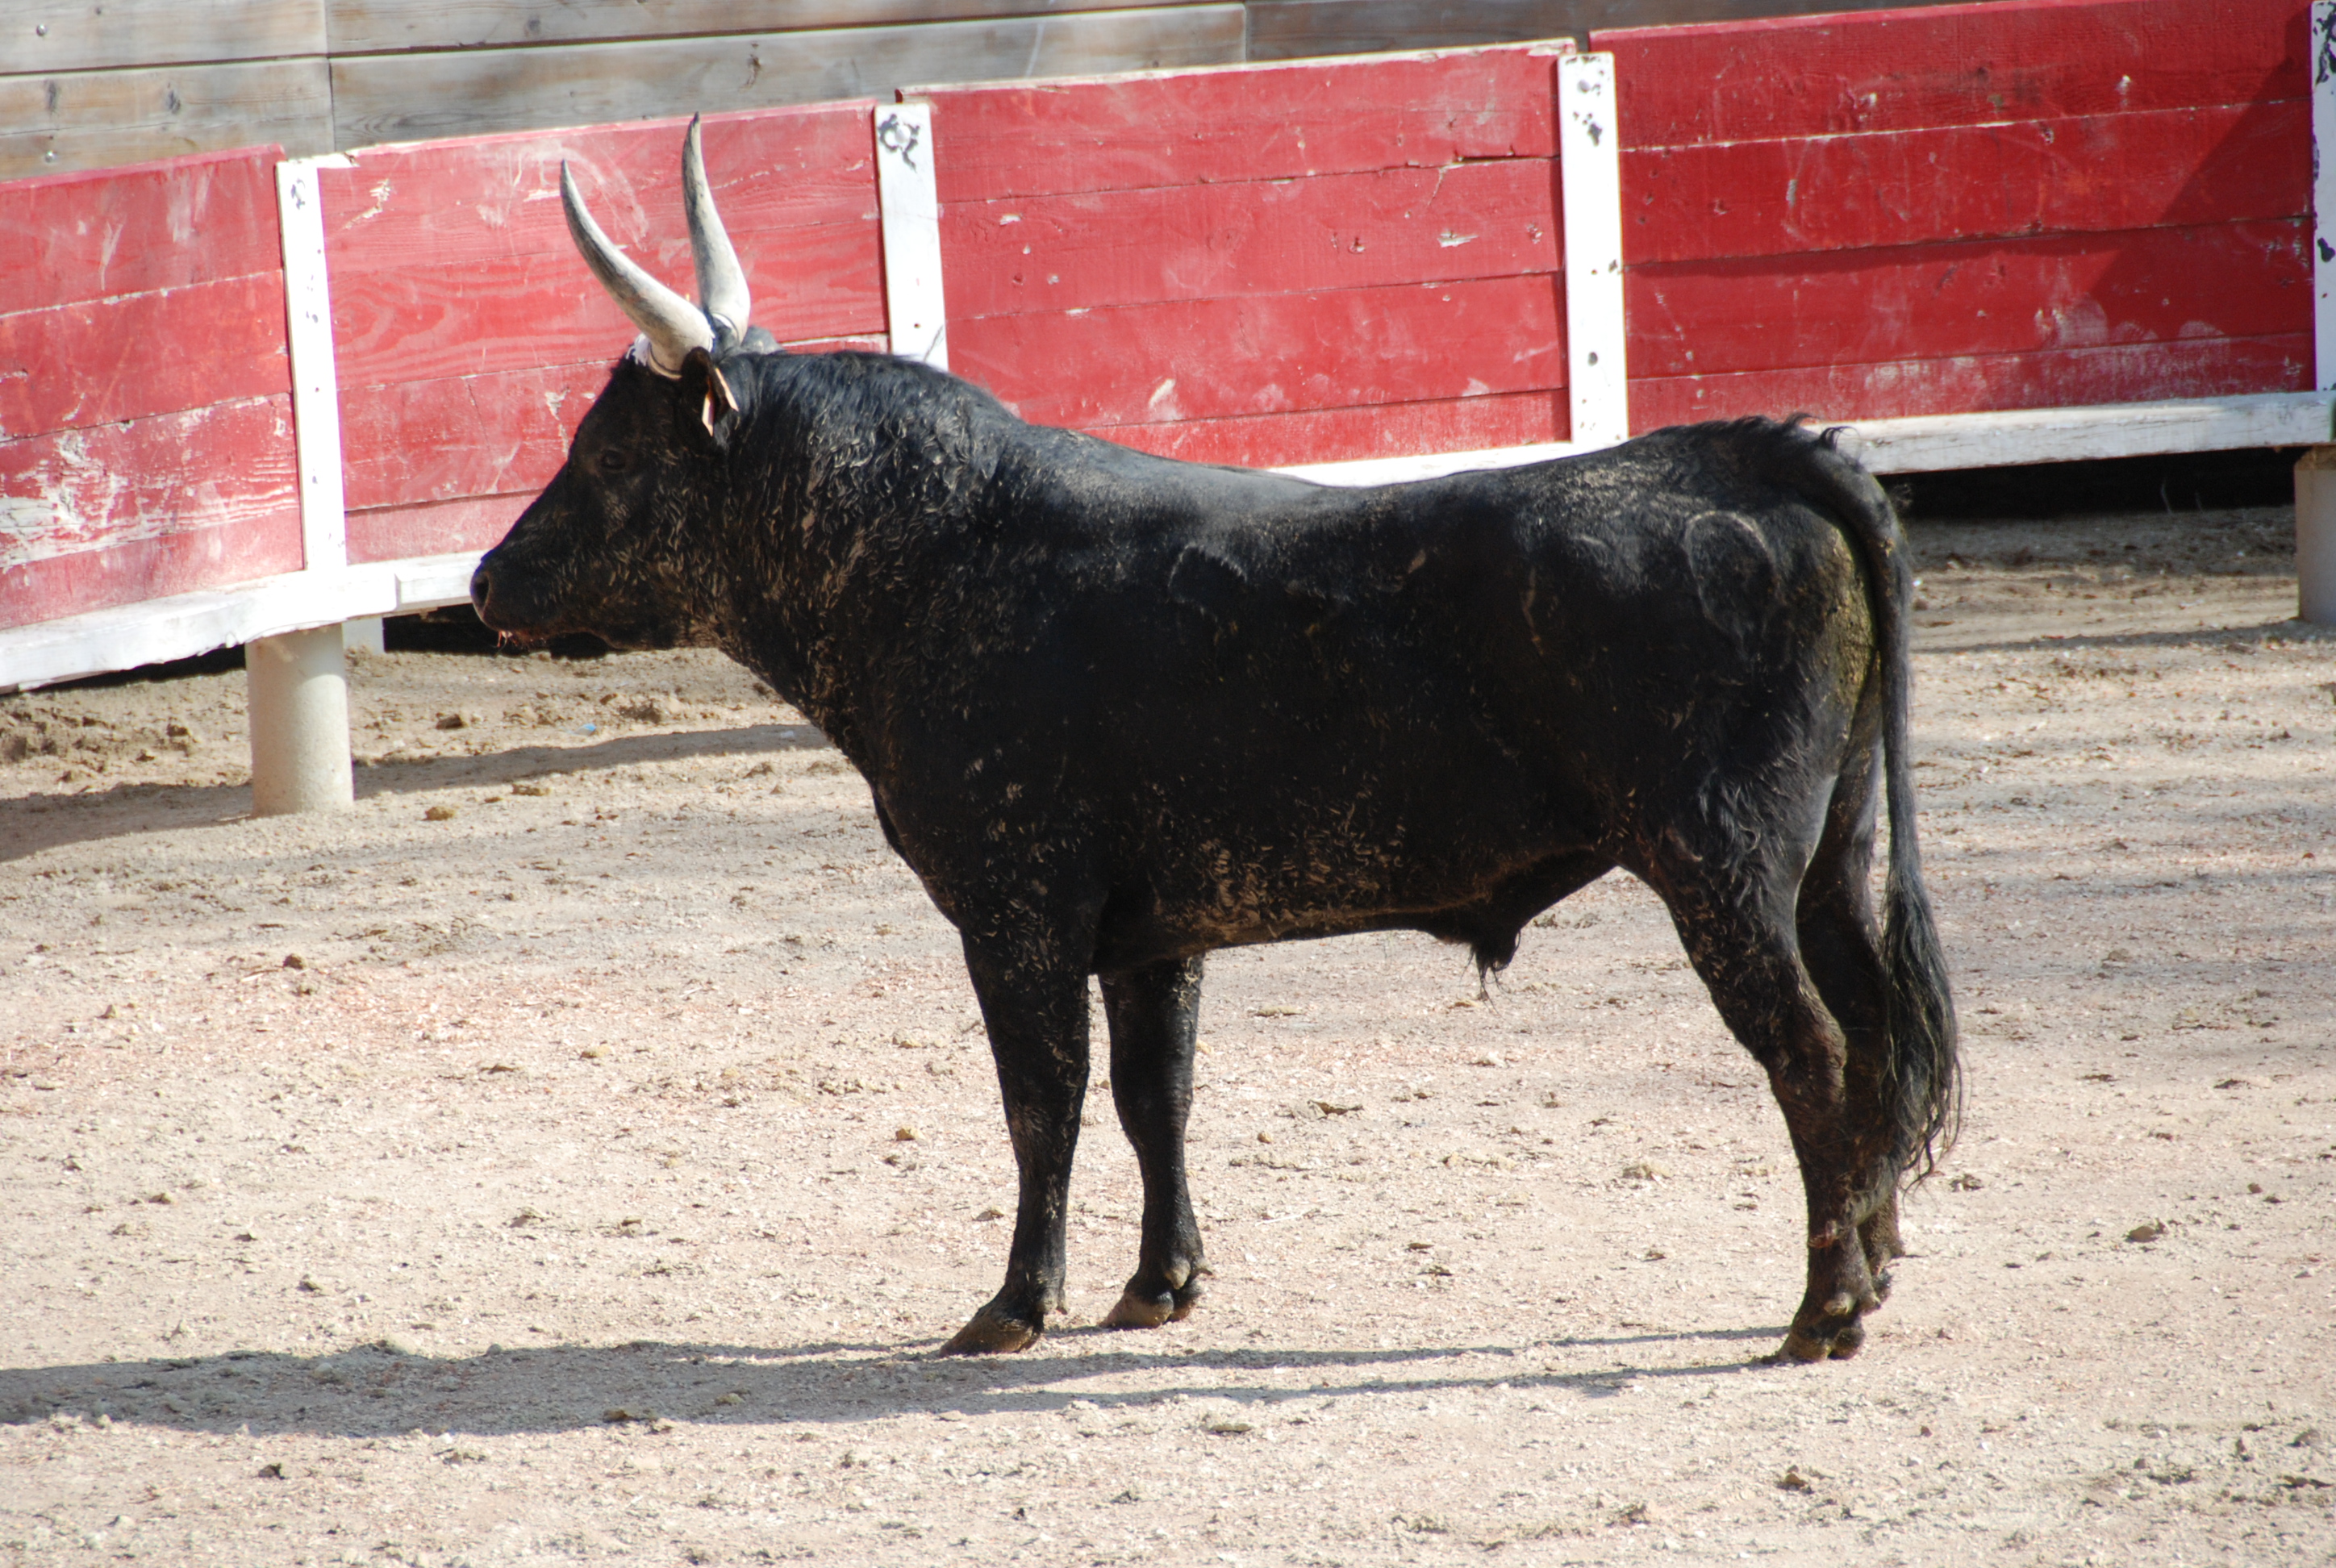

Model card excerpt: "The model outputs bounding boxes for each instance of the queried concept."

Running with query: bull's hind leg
[1793,757,1910,1295]
[1098,956,1208,1328]
[937,939,1091,1355]
[1651,852,1892,1362]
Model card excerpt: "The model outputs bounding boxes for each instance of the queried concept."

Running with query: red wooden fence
[1,0,2325,680]
[1599,0,2313,431]
[922,48,1574,469]
[317,102,889,567]
[0,147,301,632]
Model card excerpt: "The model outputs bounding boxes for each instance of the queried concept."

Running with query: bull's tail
[1778,420,1962,1182]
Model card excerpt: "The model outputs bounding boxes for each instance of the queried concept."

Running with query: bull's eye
[596,449,631,474]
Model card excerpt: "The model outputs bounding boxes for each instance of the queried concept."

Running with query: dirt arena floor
[2,499,2330,1566]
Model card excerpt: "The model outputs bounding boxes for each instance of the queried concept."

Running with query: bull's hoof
[1103,1277,1202,1329]
[1779,1291,1869,1362]
[934,1303,1043,1356]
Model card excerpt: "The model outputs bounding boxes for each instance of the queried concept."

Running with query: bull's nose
[469,560,498,619]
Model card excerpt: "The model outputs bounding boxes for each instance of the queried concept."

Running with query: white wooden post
[2302,1,2336,623]
[1558,52,1628,452]
[256,154,358,812]
[874,102,949,370]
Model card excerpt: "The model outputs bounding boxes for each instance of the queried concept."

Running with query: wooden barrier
[4,0,2333,790]
[0,146,301,633]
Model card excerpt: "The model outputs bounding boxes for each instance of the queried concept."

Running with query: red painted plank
[0,145,285,312]
[1091,388,1567,469]
[0,395,302,629]
[1596,0,2306,148]
[952,274,1565,432]
[1625,222,2310,382]
[322,104,880,269]
[348,495,531,568]
[337,362,602,515]
[921,48,1563,203]
[942,158,1558,321]
[0,271,291,440]
[326,218,883,389]
[1627,333,2312,431]
[1622,102,2308,266]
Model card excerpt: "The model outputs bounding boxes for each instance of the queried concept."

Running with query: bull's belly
[1087,823,1603,972]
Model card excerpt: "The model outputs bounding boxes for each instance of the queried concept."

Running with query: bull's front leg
[1099,955,1207,1328]
[936,936,1091,1356]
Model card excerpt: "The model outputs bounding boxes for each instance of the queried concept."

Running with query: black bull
[473,129,1958,1363]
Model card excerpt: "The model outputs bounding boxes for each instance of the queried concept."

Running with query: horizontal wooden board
[1597,0,2308,148]
[0,395,302,628]
[953,273,1565,429]
[0,144,284,310]
[1622,102,2308,265]
[2,0,324,76]
[1625,221,2311,381]
[328,0,1180,54]
[0,272,292,440]
[346,494,529,567]
[1628,332,2313,431]
[326,219,882,386]
[1245,0,1583,59]
[944,158,1558,320]
[917,47,1561,202]
[0,58,331,179]
[1245,0,1969,60]
[1091,386,1567,467]
[324,103,878,265]
[328,10,1243,148]
[322,106,886,388]
[336,363,605,515]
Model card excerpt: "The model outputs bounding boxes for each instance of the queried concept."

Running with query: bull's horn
[682,116,751,336]
[560,160,711,377]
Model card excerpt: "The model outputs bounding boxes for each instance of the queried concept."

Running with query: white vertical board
[2316,2,2336,392]
[874,101,949,371]
[276,153,354,571]
[1558,52,1627,451]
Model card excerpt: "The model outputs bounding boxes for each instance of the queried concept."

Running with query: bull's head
[470,119,769,651]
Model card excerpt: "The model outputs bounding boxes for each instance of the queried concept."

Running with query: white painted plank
[875,100,949,370]
[2315,0,2336,393]
[276,154,354,575]
[0,565,400,694]
[1835,392,2336,474]
[1556,52,1626,449]
[392,551,486,612]
[1276,394,2336,489]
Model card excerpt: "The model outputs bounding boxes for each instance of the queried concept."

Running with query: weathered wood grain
[327,10,1243,147]
[1628,334,2313,432]
[0,58,331,178]
[0,273,292,440]
[941,159,1559,321]
[327,0,1179,53]
[1621,103,2309,265]
[1625,222,2311,382]
[0,145,284,307]
[1596,0,2306,148]
[952,273,1565,431]
[1,0,325,76]
[1093,385,1566,467]
[0,395,303,628]
[1243,0,1965,59]
[915,47,1562,202]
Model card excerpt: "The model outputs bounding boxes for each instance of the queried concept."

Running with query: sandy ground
[2,500,2331,1566]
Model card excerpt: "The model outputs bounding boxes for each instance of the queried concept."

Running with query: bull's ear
[678,347,739,443]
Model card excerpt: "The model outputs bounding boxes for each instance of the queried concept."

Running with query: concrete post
[2301,446,2336,626]
[246,625,353,815]
[343,616,386,654]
